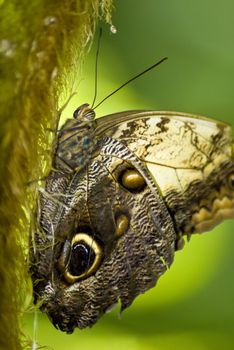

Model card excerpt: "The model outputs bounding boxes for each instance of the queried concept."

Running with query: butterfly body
[54,104,98,173]
[31,106,234,333]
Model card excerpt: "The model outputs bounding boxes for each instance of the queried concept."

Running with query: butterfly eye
[119,169,146,192]
[228,173,234,190]
[73,104,95,121]
[73,104,89,118]
[63,234,102,284]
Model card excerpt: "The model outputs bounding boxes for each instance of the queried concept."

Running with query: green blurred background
[23,0,234,349]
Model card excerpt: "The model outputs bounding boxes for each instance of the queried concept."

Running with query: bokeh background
[23,0,234,349]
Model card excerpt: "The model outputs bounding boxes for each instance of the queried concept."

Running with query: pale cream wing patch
[97,111,232,196]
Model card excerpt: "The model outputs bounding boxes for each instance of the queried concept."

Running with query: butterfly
[30,100,234,333]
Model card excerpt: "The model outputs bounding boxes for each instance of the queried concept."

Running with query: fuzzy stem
[0,1,113,349]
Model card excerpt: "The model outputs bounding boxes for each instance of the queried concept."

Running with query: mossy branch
[0,1,113,349]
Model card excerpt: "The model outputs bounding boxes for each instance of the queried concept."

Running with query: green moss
[0,1,113,349]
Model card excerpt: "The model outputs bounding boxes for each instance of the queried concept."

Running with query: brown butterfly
[30,99,234,333]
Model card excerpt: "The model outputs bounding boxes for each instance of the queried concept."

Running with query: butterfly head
[73,103,95,122]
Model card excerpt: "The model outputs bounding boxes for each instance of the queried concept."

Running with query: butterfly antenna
[91,28,102,109]
[93,56,168,110]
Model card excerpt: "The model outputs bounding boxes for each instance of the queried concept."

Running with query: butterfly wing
[31,110,234,333]
[97,110,234,234]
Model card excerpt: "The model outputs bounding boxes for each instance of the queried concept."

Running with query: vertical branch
[0,1,113,349]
